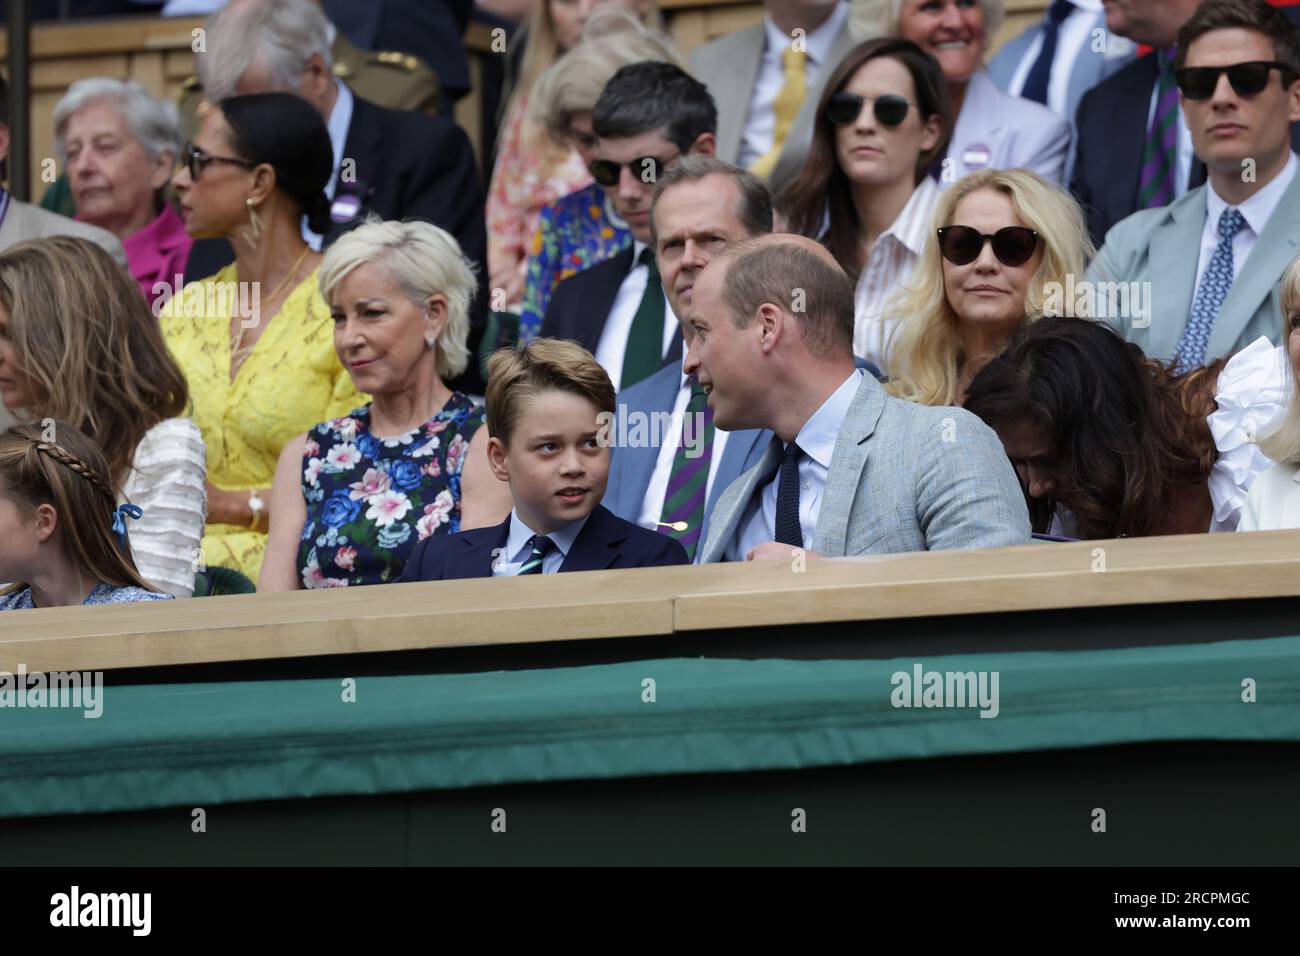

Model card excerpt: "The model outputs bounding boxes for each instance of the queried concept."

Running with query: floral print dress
[296,395,484,588]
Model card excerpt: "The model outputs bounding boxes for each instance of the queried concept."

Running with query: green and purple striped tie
[657,380,714,559]
[1138,49,1179,209]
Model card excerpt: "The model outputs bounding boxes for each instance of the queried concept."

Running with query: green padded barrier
[1,635,1297,819]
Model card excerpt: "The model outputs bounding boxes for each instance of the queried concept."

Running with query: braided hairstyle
[0,422,155,596]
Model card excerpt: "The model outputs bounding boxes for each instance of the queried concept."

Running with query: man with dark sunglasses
[1090,0,1300,368]
[541,62,718,393]
[1073,0,1300,246]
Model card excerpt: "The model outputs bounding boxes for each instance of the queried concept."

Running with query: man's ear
[688,131,717,157]
[756,302,784,355]
[487,436,510,482]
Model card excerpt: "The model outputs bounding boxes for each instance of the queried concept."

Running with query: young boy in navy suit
[398,339,690,580]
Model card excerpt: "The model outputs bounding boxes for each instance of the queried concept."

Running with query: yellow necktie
[750,47,808,180]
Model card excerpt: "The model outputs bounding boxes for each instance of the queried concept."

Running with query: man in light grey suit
[690,0,853,204]
[688,235,1030,564]
[0,81,126,270]
[1088,0,1300,368]
[604,157,773,561]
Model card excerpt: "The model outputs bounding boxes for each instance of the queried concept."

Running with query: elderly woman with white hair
[849,0,1071,185]
[259,219,512,591]
[54,78,191,307]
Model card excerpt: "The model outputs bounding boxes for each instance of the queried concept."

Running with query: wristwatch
[248,490,266,532]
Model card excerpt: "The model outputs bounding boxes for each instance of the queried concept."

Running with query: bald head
[739,232,843,272]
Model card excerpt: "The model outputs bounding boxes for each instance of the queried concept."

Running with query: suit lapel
[812,377,885,557]
[701,427,770,548]
[339,96,382,201]
[774,27,855,192]
[1209,171,1300,357]
[700,437,782,563]
[1146,189,1206,359]
[615,364,681,522]
[559,506,625,572]
[443,517,510,579]
[1109,55,1160,228]
[713,27,765,164]
[584,246,636,351]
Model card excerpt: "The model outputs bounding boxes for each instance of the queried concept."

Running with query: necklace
[230,245,312,378]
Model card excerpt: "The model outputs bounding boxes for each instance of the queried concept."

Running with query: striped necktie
[515,535,555,575]
[751,46,807,180]
[657,379,715,559]
[1138,49,1179,209]
[621,248,665,389]
[1172,207,1246,373]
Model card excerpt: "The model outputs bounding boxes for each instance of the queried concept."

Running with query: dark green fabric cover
[1,636,1296,819]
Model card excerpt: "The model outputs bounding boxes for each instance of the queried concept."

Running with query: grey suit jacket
[698,374,1031,562]
[690,20,855,204]
[0,199,128,270]
[1088,169,1300,361]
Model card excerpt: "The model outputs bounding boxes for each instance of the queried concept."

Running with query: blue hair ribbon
[112,503,144,545]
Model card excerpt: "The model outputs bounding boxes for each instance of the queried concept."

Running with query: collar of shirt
[1205,152,1298,238]
[761,0,849,68]
[881,176,942,259]
[326,81,355,197]
[505,509,590,564]
[791,369,863,470]
[630,239,650,275]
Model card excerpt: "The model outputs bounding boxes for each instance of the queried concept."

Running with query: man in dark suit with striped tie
[541,62,718,393]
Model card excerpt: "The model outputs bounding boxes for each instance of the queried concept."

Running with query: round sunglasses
[1174,61,1297,100]
[825,91,913,128]
[937,226,1040,267]
[588,153,677,188]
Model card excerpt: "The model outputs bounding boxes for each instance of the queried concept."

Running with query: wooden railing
[2,529,1298,674]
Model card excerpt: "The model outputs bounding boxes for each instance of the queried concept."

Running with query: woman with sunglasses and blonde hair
[783,37,952,369]
[884,167,1092,406]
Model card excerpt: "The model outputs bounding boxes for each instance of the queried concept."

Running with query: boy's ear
[487,435,510,483]
[33,502,58,543]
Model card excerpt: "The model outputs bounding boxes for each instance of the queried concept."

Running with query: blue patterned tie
[1173,207,1246,372]
[1020,0,1073,106]
[774,441,804,547]
[515,535,554,575]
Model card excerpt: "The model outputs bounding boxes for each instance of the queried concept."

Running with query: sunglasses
[825,91,913,128]
[588,153,677,188]
[1174,61,1297,100]
[184,142,256,181]
[937,226,1040,267]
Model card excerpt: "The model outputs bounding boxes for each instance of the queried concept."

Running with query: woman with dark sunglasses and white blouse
[783,38,953,369]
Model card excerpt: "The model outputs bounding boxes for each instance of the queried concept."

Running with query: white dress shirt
[737,1,850,169]
[1194,153,1298,293]
[301,79,355,250]
[491,509,590,575]
[853,177,941,368]
[594,240,680,392]
[1004,0,1103,119]
[636,356,732,531]
[725,370,863,560]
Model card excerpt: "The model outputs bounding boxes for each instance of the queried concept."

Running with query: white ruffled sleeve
[120,418,209,597]
[1207,337,1288,532]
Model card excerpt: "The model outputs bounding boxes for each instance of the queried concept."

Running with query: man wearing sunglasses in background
[541,62,717,392]
[1072,0,1300,247]
[1090,0,1300,368]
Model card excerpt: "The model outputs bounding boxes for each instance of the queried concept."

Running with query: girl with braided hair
[0,422,171,609]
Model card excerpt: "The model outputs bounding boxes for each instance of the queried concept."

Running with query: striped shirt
[852,177,942,369]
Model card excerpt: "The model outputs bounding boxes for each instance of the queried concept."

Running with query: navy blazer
[396,505,689,581]
[604,361,771,559]
[540,245,683,368]
[1072,8,1300,248]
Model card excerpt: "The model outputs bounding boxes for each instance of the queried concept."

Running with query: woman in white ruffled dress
[963,316,1286,539]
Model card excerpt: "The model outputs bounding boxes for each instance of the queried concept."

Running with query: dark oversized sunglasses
[825,91,913,128]
[184,141,256,181]
[1174,61,1297,100]
[588,153,677,188]
[937,226,1041,267]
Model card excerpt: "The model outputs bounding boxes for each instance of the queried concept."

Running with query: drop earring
[241,197,264,249]
[424,332,437,348]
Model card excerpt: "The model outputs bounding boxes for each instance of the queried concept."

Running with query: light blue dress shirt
[725,370,863,560]
[491,509,590,576]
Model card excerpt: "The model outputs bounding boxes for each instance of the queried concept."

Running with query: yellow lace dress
[160,264,366,581]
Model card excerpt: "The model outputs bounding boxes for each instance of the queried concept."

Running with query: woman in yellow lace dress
[161,92,364,581]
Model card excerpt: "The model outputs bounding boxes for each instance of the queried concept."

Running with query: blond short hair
[485,339,616,446]
[1258,256,1300,464]
[884,168,1093,406]
[319,219,477,381]
[849,0,1005,49]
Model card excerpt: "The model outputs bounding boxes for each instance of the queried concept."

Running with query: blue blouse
[0,581,172,610]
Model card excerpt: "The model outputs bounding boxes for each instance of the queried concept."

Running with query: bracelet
[248,490,265,532]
